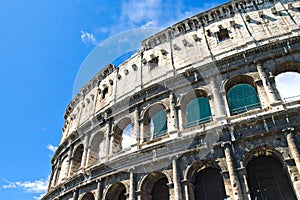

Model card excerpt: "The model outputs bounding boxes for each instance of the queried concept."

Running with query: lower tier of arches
[44,132,300,200]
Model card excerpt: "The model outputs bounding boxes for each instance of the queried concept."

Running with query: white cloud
[141,20,157,28]
[2,179,48,194]
[81,31,98,46]
[117,0,221,31]
[90,0,223,39]
[47,144,57,153]
[121,0,161,25]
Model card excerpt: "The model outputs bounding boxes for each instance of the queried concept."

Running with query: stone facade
[43,0,300,199]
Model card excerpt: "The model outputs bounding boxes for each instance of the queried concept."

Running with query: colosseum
[43,0,300,199]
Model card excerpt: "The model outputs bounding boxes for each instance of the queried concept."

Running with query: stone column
[66,145,74,177]
[169,92,178,133]
[237,167,251,200]
[97,179,103,200]
[81,134,91,169]
[223,144,242,200]
[129,171,135,200]
[172,159,182,200]
[177,108,184,131]
[211,76,226,118]
[256,62,278,104]
[285,128,300,173]
[73,188,79,200]
[168,183,175,200]
[136,191,142,200]
[105,120,111,160]
[84,146,91,168]
[182,180,194,200]
[134,106,140,145]
[283,128,300,200]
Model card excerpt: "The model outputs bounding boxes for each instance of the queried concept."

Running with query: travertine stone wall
[44,0,300,200]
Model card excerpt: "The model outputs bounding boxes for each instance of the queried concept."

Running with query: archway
[194,167,226,200]
[113,117,133,153]
[180,89,212,128]
[186,97,211,127]
[88,131,104,165]
[105,182,127,200]
[140,171,170,200]
[70,144,84,174]
[143,104,168,141]
[227,83,261,115]
[81,192,95,200]
[246,156,296,200]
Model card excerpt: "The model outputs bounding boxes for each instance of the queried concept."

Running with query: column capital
[221,141,232,148]
[282,127,295,134]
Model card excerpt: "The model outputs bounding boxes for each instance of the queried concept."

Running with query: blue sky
[0,0,230,199]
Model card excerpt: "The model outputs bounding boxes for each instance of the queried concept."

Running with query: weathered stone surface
[44,0,300,199]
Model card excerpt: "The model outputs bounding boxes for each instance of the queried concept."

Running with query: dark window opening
[149,57,159,70]
[102,87,108,99]
[217,27,230,42]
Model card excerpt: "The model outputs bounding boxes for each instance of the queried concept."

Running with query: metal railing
[186,116,212,128]
[283,95,300,102]
[152,130,167,140]
[230,102,261,115]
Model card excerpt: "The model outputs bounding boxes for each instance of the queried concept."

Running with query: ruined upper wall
[60,0,300,143]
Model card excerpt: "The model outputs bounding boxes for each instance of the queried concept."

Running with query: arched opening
[57,156,68,184]
[186,97,212,127]
[81,192,95,200]
[275,72,300,102]
[102,86,108,99]
[113,117,132,153]
[88,132,104,166]
[150,110,167,139]
[151,177,169,200]
[71,144,84,174]
[180,89,212,128]
[227,83,261,115]
[140,172,170,200]
[194,167,226,200]
[105,182,127,200]
[122,124,132,149]
[143,104,167,141]
[246,156,296,200]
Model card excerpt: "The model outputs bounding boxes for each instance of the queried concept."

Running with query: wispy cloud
[86,0,222,42]
[2,179,48,194]
[81,31,98,46]
[120,0,161,27]
[115,0,220,32]
[47,144,57,153]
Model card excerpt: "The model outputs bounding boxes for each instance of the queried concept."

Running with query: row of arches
[64,63,300,145]
[53,64,300,187]
[78,151,297,200]
[60,73,299,177]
